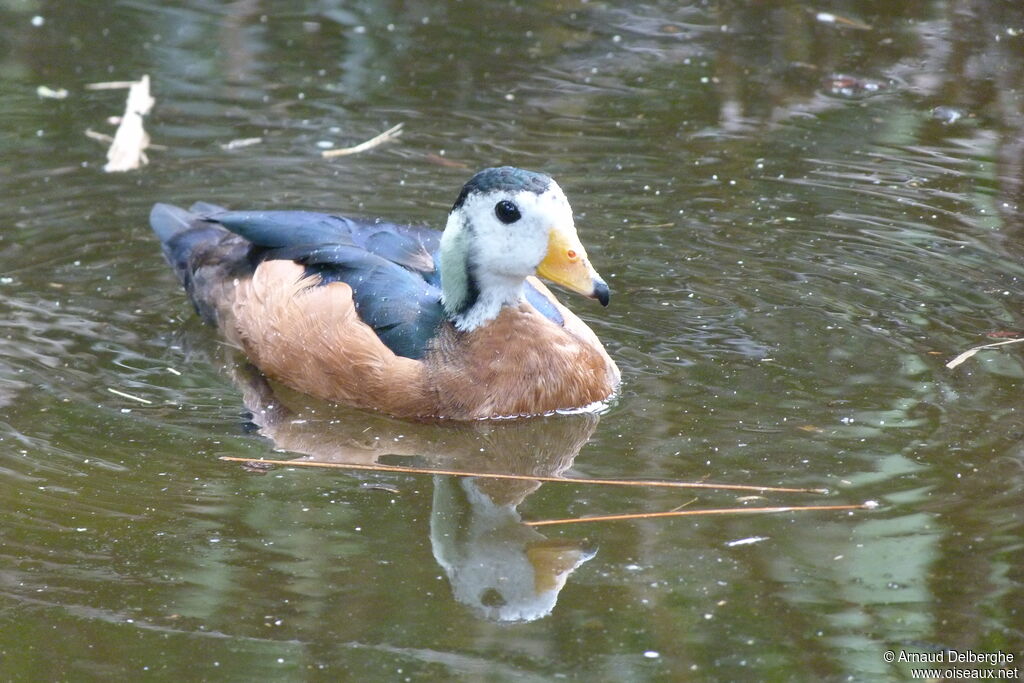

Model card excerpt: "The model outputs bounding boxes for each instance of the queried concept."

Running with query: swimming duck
[150,166,620,419]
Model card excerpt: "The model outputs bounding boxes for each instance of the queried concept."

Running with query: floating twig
[814,12,872,30]
[725,535,770,547]
[85,80,141,90]
[321,123,403,159]
[361,482,401,494]
[946,337,1024,369]
[668,497,699,512]
[107,387,153,404]
[85,128,115,144]
[424,152,468,169]
[525,501,878,527]
[37,85,69,100]
[220,137,263,151]
[218,456,829,494]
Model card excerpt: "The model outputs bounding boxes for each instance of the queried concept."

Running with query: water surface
[1,1,1022,680]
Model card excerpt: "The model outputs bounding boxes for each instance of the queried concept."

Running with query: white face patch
[440,179,577,331]
[459,182,575,282]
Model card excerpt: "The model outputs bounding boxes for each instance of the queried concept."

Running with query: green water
[1,1,1022,680]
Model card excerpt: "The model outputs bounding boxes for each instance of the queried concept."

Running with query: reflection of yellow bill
[526,539,596,593]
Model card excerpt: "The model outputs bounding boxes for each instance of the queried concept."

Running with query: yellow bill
[536,225,610,306]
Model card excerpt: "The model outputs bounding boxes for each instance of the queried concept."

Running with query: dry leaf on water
[102,75,154,173]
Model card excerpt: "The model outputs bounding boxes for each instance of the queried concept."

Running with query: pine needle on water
[218,456,829,494]
[525,501,879,527]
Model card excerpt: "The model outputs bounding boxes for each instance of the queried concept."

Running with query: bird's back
[150,203,565,359]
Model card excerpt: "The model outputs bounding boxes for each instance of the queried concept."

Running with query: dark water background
[1,1,1022,680]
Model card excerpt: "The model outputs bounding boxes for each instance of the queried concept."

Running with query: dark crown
[451,167,552,212]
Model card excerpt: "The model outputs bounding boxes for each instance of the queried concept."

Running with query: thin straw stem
[321,123,404,158]
[946,337,1024,369]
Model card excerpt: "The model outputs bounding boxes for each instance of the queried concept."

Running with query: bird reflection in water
[232,362,599,622]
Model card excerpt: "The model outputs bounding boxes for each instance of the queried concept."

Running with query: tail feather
[150,202,249,325]
[151,204,222,285]
[149,203,194,244]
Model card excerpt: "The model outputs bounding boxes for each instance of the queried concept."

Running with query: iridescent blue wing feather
[209,211,438,275]
[262,243,445,360]
[201,210,444,360]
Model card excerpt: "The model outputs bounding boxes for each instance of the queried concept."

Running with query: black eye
[494,200,521,224]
